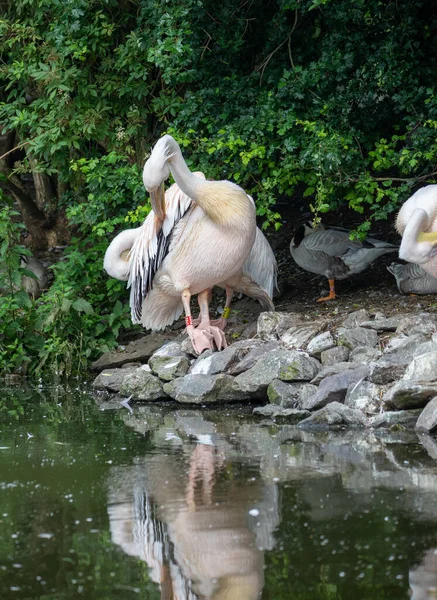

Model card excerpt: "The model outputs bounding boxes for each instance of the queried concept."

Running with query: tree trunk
[0,131,70,250]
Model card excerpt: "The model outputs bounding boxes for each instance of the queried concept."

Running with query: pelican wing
[242,227,277,298]
[128,182,194,324]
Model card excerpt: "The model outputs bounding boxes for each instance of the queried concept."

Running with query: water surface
[1,384,437,599]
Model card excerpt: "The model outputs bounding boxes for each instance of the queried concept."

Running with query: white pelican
[104,135,275,353]
[397,185,437,278]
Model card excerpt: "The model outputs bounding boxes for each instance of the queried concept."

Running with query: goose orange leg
[317,278,336,302]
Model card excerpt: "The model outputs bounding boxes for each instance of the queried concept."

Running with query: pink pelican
[397,185,437,278]
[104,135,275,353]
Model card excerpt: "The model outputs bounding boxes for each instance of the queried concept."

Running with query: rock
[320,345,350,366]
[396,313,437,336]
[163,374,248,404]
[369,360,410,386]
[299,383,318,405]
[341,309,370,328]
[180,336,198,356]
[119,369,167,401]
[302,365,370,411]
[368,410,422,429]
[349,346,381,364]
[277,352,322,382]
[253,405,310,421]
[311,362,360,385]
[360,316,404,331]
[418,434,437,460]
[257,311,326,349]
[150,341,189,359]
[415,397,437,432]
[414,340,437,357]
[233,349,321,399]
[257,311,305,342]
[280,323,324,350]
[344,380,381,415]
[189,339,263,376]
[228,342,281,376]
[337,327,379,350]
[91,333,171,371]
[383,381,437,410]
[384,333,427,355]
[368,334,428,385]
[92,367,139,392]
[148,355,191,381]
[189,349,214,372]
[298,401,368,429]
[306,331,336,357]
[404,350,437,383]
[267,379,306,408]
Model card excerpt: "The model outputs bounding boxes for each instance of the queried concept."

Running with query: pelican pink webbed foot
[193,286,233,332]
[182,289,227,354]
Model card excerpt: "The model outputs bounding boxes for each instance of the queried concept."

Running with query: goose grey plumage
[20,256,48,297]
[290,222,398,301]
[0,255,48,298]
[387,261,437,295]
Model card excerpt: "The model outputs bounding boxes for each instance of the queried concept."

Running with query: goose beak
[150,182,166,222]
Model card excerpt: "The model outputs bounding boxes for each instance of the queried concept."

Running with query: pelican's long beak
[417,231,437,244]
[149,183,166,222]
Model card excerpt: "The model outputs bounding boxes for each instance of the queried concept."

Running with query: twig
[255,8,299,83]
[348,169,437,184]
[201,29,212,59]
[0,140,30,162]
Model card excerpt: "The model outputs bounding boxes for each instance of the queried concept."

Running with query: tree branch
[255,8,299,83]
[0,140,30,162]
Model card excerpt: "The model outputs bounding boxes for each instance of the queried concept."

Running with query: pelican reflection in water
[107,442,279,599]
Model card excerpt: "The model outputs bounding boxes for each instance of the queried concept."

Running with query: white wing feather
[243,226,277,298]
[128,179,202,324]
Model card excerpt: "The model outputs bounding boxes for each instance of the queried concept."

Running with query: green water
[1,385,437,599]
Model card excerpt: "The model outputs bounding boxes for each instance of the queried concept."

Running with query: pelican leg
[181,289,214,355]
[192,288,213,327]
[317,278,336,302]
[196,289,227,351]
[210,286,233,331]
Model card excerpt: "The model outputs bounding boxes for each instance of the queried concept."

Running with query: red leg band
[185,315,193,327]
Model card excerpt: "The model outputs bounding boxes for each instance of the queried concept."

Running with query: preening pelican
[105,135,274,353]
[396,185,437,278]
[105,193,276,329]
[290,222,398,301]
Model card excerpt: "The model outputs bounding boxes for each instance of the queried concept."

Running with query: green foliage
[0,199,135,378]
[0,202,44,374]
[34,237,133,377]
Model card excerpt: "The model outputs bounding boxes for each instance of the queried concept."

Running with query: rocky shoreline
[92,308,437,432]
